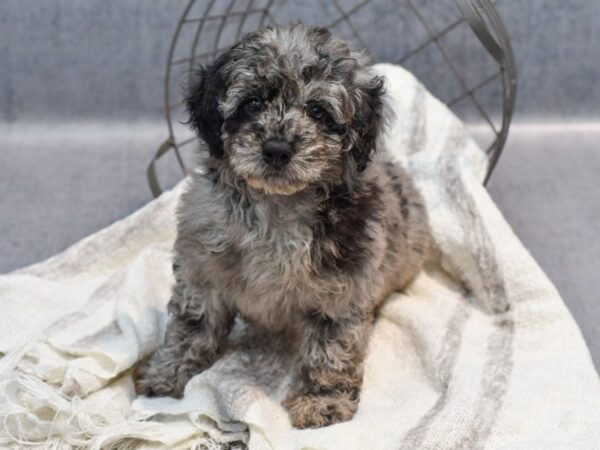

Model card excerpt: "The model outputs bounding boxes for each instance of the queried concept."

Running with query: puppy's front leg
[133,280,233,398]
[284,310,372,428]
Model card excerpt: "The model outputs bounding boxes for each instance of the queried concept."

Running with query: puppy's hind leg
[133,281,234,398]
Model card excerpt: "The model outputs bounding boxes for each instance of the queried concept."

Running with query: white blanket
[1,64,599,450]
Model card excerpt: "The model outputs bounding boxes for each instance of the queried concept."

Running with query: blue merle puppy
[134,22,431,429]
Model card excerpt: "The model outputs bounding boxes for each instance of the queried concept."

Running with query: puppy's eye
[308,104,327,121]
[243,97,263,114]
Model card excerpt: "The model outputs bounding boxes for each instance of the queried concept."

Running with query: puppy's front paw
[132,359,184,398]
[283,392,358,429]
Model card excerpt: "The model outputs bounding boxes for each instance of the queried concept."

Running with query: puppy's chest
[193,194,313,276]
[236,217,313,287]
[212,213,315,327]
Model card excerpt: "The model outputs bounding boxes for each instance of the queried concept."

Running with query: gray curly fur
[134,23,431,429]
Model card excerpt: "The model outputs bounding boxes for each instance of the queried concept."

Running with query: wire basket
[147,0,517,196]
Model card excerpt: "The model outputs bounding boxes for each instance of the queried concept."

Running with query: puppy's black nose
[262,138,292,168]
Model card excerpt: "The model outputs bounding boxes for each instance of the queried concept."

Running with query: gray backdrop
[1,1,599,367]
[1,0,599,122]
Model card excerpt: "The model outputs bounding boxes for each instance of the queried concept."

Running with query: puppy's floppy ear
[350,75,385,172]
[185,52,231,158]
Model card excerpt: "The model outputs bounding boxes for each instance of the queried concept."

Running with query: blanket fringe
[0,367,172,449]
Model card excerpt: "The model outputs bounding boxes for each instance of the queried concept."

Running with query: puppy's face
[186,24,385,195]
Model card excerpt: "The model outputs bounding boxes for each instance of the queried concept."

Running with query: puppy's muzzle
[263,138,292,169]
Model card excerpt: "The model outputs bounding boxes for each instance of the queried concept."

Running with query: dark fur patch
[306,309,337,338]
[350,77,385,171]
[302,65,316,82]
[385,162,411,220]
[306,100,347,136]
[181,314,205,330]
[223,76,285,137]
[224,107,267,138]
[185,53,232,158]
[312,181,383,274]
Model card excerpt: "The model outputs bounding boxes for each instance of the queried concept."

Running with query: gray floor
[486,124,600,368]
[0,122,598,370]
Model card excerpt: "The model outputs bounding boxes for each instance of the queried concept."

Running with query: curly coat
[134,23,431,429]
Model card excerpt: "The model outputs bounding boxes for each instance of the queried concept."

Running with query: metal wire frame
[148,0,517,196]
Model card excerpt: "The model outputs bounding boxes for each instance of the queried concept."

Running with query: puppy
[134,23,430,429]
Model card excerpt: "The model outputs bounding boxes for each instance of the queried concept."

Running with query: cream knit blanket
[1,64,599,449]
